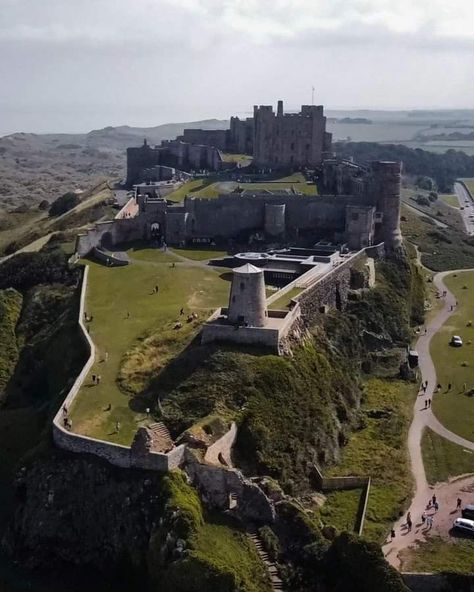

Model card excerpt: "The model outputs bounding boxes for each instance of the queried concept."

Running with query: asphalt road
[454,181,474,236]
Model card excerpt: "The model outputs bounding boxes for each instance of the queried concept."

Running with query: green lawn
[70,248,231,444]
[431,271,474,442]
[171,247,228,261]
[268,287,303,310]
[421,428,474,485]
[320,488,365,533]
[400,536,474,574]
[439,194,459,208]
[326,378,417,542]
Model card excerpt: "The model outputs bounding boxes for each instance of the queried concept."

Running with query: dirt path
[383,268,474,568]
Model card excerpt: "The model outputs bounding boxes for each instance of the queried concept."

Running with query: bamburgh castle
[77,98,403,260]
[126,100,331,185]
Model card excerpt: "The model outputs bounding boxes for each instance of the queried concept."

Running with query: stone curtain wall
[75,218,142,257]
[51,266,185,472]
[296,249,368,322]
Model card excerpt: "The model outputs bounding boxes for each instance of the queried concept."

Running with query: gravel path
[383,268,474,568]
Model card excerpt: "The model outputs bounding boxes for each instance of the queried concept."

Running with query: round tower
[370,161,402,250]
[264,203,286,237]
[227,263,267,327]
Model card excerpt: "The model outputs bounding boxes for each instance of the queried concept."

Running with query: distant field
[461,179,474,196]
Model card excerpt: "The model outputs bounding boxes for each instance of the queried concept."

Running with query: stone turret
[227,264,267,327]
[369,161,403,250]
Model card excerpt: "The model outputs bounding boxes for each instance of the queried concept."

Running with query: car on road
[451,335,463,347]
[453,518,474,534]
[462,504,474,520]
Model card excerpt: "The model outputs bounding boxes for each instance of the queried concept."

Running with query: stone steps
[148,422,172,440]
[247,528,284,592]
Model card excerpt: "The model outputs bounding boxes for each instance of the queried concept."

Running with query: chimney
[277,100,283,117]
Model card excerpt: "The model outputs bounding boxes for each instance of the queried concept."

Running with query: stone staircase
[247,527,284,591]
[146,422,174,452]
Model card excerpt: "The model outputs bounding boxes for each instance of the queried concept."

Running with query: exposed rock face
[3,453,166,582]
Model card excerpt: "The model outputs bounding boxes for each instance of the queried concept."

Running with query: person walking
[104,351,109,363]
[428,398,432,408]
[390,528,396,540]
[421,512,426,524]
[434,501,439,512]
[96,375,101,385]
[457,498,462,510]
[92,374,96,384]
[115,421,121,434]
[448,382,452,391]
[432,494,437,505]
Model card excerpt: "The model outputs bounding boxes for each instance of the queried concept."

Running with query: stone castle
[77,159,402,257]
[126,100,331,185]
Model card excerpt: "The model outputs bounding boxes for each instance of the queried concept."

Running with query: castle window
[351,213,359,221]
[290,142,295,150]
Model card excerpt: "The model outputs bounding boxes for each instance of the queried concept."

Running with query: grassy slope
[401,204,474,271]
[400,537,474,574]
[160,472,271,592]
[0,289,23,400]
[439,194,459,208]
[421,428,474,485]
[430,271,474,442]
[70,248,231,444]
[325,379,417,542]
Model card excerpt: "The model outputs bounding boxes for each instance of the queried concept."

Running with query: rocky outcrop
[3,453,167,583]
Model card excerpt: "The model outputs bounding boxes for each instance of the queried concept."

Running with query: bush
[49,192,80,217]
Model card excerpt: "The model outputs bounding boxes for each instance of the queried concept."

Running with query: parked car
[453,518,474,534]
[451,335,463,347]
[462,504,474,520]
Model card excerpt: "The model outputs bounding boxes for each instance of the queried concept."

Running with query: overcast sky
[1,0,473,134]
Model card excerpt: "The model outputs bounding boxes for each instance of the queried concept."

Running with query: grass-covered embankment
[421,428,474,485]
[0,289,22,403]
[430,270,474,442]
[156,472,271,592]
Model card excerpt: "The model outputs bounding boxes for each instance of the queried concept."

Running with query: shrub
[49,192,80,217]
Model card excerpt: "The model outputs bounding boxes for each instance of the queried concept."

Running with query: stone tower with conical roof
[227,263,267,327]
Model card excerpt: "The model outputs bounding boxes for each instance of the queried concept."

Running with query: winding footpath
[383,269,474,568]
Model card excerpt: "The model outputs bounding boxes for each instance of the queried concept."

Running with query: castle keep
[126,100,331,185]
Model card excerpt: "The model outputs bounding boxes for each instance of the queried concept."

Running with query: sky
[0,0,473,135]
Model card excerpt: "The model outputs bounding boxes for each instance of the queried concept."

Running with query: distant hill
[0,119,229,209]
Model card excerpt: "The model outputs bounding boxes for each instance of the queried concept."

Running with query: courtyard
[69,245,231,445]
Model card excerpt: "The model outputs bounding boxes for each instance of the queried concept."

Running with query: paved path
[383,268,474,567]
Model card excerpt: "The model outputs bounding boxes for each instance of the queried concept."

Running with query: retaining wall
[204,422,238,465]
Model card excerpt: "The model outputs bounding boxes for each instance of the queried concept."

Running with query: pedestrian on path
[421,512,426,524]
[463,382,467,392]
[92,374,96,384]
[434,501,439,512]
[457,498,462,510]
[428,398,432,408]
[436,383,441,392]
[448,382,452,391]
[424,400,428,409]
[104,351,109,363]
[96,375,101,385]
[390,529,396,540]
[426,515,433,528]
[422,383,427,393]
[432,494,437,505]
[115,421,121,433]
